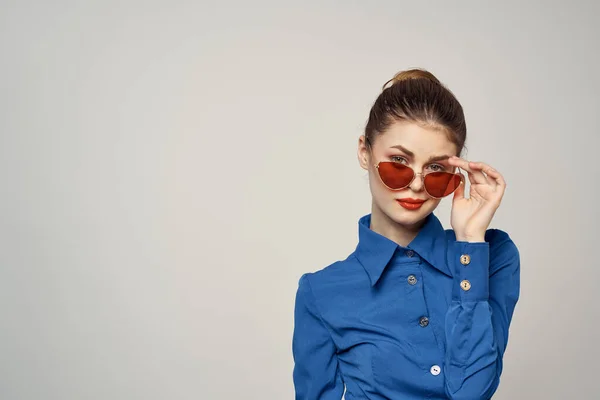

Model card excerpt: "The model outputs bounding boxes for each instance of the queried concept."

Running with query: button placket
[407,274,417,285]
[401,266,439,368]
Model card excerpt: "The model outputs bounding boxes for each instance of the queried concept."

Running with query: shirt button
[419,316,429,327]
[405,249,414,257]
[460,280,471,291]
[407,275,417,285]
[460,254,471,265]
[430,365,441,376]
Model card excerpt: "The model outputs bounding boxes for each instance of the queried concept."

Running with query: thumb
[452,179,465,202]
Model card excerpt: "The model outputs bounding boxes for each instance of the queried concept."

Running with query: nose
[409,172,425,192]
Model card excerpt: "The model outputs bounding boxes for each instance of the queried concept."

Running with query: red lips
[396,198,426,211]
[397,198,426,204]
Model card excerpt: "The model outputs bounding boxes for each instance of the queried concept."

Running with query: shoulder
[295,254,364,310]
[297,254,361,292]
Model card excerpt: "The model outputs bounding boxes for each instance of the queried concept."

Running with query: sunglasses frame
[374,161,465,199]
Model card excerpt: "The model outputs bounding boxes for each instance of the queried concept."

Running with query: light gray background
[1,1,598,399]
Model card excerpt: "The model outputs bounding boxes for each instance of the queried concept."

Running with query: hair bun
[382,68,442,91]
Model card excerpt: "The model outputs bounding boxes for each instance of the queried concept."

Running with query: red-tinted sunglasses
[375,161,465,199]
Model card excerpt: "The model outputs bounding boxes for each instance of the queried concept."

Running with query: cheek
[424,197,442,214]
[369,167,389,192]
[425,198,442,210]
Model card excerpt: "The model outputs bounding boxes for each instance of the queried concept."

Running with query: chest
[325,262,454,398]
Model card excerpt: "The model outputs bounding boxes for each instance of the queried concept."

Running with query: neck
[369,202,427,247]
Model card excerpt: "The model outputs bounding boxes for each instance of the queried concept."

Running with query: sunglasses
[375,161,465,199]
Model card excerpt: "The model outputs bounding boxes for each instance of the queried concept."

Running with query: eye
[427,163,447,172]
[390,155,408,164]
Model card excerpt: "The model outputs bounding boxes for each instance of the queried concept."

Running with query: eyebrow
[390,144,451,163]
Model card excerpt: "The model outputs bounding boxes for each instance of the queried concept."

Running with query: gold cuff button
[460,280,471,291]
[460,254,471,265]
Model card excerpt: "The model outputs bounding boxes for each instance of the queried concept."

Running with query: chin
[381,202,431,227]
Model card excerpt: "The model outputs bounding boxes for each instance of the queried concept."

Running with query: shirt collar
[354,212,452,286]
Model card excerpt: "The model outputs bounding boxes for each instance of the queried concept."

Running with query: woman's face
[358,120,459,227]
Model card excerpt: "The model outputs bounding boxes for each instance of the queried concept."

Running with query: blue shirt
[292,212,520,400]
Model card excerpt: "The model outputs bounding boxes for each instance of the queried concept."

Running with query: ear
[357,135,370,171]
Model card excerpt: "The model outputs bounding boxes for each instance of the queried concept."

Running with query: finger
[450,157,488,185]
[448,156,472,171]
[481,165,506,187]
[468,170,477,186]
[470,161,506,188]
[467,161,493,186]
[452,176,465,201]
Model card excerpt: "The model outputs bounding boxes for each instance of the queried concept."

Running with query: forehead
[376,121,457,157]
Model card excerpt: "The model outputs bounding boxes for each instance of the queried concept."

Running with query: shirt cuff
[451,241,490,302]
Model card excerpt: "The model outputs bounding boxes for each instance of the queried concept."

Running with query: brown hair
[364,68,467,156]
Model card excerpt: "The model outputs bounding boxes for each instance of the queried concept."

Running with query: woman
[292,68,520,400]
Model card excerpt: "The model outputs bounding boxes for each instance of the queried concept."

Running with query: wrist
[455,233,486,242]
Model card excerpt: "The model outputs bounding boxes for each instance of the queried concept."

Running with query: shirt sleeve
[443,230,521,400]
[292,273,345,400]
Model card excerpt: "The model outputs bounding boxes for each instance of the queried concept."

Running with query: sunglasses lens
[424,172,462,198]
[378,162,414,189]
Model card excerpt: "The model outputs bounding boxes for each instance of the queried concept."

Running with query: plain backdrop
[1,0,599,399]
